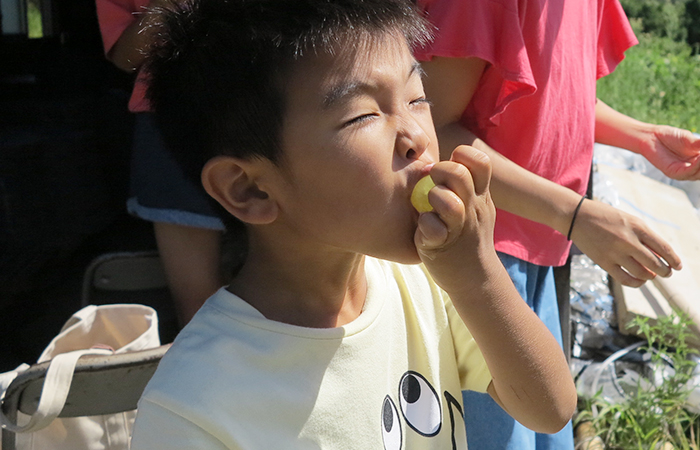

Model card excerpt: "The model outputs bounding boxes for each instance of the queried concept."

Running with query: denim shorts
[462,252,574,450]
[128,113,225,230]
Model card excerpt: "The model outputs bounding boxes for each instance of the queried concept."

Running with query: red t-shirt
[96,0,151,112]
[415,0,637,266]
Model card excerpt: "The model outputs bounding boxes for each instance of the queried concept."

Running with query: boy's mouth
[410,163,435,190]
[420,163,435,177]
[409,162,434,181]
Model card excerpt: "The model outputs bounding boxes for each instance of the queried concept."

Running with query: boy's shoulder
[140,259,449,398]
[134,258,489,447]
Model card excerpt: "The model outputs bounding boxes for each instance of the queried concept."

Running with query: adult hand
[642,125,700,180]
[570,199,682,287]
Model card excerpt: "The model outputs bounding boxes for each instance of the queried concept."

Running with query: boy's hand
[415,147,578,432]
[414,145,498,295]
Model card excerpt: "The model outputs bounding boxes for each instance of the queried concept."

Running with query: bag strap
[0,348,112,433]
[0,365,30,394]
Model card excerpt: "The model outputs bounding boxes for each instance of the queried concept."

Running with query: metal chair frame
[1,344,170,450]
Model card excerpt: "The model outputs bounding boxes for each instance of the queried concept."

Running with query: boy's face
[270,33,439,263]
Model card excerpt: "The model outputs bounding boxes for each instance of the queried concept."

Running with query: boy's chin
[378,247,423,265]
[363,235,423,265]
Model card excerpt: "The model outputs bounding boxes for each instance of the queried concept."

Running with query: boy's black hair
[146,0,431,183]
[145,0,432,271]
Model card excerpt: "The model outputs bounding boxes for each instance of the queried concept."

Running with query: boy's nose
[396,115,431,161]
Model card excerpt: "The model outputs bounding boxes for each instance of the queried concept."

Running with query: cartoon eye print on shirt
[399,371,441,436]
[382,396,402,450]
[381,371,465,450]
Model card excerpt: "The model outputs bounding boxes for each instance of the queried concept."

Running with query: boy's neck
[227,240,368,329]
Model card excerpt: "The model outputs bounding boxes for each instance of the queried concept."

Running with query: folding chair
[81,250,169,305]
[81,251,179,344]
[1,344,171,450]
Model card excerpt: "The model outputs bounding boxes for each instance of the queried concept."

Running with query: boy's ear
[201,156,279,225]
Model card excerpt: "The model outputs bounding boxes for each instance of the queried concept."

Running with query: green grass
[597,19,700,133]
[580,8,700,447]
[577,313,700,449]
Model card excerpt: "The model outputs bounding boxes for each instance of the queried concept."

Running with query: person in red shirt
[95,0,225,326]
[414,0,700,448]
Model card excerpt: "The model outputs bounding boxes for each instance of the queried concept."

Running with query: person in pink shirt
[414,0,700,448]
[95,0,225,326]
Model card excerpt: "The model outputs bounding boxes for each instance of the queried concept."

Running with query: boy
[129,0,577,448]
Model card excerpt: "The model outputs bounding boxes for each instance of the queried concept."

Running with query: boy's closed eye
[410,96,433,109]
[343,112,379,128]
[342,96,432,128]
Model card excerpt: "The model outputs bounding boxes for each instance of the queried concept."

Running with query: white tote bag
[0,304,160,450]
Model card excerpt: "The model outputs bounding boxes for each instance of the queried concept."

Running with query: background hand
[570,199,682,287]
[642,125,700,180]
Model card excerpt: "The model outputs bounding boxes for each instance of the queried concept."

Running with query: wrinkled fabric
[415,0,637,266]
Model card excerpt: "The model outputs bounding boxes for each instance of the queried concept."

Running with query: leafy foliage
[620,0,700,48]
[577,313,700,449]
[597,19,700,132]
[620,0,687,42]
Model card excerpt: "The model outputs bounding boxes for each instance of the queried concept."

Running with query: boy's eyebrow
[322,60,424,110]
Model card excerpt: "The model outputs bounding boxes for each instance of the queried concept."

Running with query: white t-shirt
[130,257,491,449]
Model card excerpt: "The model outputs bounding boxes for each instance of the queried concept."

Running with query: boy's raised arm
[414,145,577,434]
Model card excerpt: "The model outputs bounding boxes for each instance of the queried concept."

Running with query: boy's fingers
[449,145,492,195]
[430,161,475,205]
[415,212,449,249]
[414,186,465,252]
[428,186,466,230]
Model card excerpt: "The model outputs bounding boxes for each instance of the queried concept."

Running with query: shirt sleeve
[441,290,492,393]
[596,0,638,79]
[130,399,232,450]
[95,0,142,55]
[414,0,536,126]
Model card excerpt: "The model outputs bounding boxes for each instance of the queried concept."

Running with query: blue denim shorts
[128,113,225,230]
[462,252,574,450]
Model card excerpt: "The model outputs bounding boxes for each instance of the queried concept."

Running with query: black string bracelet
[567,196,586,241]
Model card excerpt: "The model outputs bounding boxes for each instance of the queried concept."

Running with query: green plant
[686,0,700,49]
[621,0,688,42]
[597,25,700,132]
[577,313,700,449]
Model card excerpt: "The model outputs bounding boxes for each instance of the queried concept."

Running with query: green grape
[411,175,435,213]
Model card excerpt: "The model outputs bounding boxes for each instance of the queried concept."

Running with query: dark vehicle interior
[0,0,175,372]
